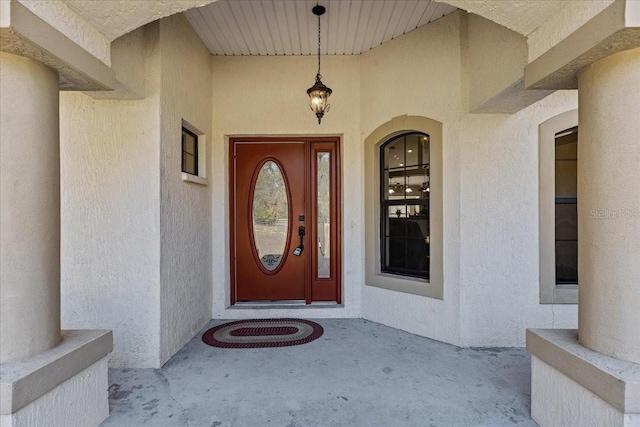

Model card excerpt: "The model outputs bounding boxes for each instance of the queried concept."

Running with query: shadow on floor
[101,319,536,427]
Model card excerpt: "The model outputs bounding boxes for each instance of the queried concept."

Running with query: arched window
[380,133,430,278]
[539,109,578,304]
[364,115,442,299]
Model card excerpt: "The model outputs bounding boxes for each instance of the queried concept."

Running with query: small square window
[182,127,198,176]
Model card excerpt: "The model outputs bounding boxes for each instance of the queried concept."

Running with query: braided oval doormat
[202,318,324,349]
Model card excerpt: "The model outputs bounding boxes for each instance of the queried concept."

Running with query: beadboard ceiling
[184,0,458,56]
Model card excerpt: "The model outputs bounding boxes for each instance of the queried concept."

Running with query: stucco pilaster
[577,47,640,365]
[0,52,61,363]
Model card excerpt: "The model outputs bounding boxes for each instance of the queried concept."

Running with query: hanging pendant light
[307,4,332,125]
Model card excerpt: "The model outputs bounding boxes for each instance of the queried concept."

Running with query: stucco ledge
[0,329,113,415]
[0,1,115,91]
[182,172,209,186]
[524,0,640,90]
[527,328,640,414]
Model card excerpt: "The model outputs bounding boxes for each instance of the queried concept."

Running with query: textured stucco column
[0,52,62,363]
[577,47,640,365]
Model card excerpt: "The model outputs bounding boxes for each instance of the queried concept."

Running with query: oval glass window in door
[252,161,289,271]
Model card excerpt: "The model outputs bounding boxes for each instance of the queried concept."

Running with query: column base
[0,330,112,427]
[527,329,640,427]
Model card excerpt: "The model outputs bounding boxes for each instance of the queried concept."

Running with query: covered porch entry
[102,319,534,426]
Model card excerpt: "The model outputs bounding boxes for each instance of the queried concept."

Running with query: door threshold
[232,300,340,309]
[235,300,306,307]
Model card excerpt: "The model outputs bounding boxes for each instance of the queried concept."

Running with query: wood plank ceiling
[184,0,458,56]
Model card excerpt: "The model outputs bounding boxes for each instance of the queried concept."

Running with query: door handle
[293,226,305,256]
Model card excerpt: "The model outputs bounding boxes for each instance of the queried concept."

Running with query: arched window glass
[380,133,430,278]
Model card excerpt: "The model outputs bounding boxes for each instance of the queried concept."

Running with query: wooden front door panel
[234,142,306,301]
[231,137,341,304]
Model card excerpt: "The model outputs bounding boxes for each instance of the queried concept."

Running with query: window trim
[539,109,578,304]
[181,119,208,186]
[364,116,443,299]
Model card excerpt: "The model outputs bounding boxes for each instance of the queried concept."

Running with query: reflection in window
[317,153,331,278]
[555,127,578,285]
[380,133,430,279]
[252,161,289,271]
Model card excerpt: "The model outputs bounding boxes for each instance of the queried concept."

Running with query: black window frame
[380,132,430,280]
[554,126,578,286]
[182,127,198,176]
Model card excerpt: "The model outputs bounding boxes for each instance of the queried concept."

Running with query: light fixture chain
[317,7,321,78]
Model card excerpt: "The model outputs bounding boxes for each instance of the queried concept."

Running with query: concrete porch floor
[101,319,536,426]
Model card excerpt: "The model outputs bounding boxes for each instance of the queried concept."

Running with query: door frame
[229,136,342,305]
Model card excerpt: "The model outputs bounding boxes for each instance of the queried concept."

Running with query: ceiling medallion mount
[312,5,325,16]
[307,4,332,125]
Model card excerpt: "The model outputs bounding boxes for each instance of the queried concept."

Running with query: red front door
[231,137,341,304]
[234,141,306,301]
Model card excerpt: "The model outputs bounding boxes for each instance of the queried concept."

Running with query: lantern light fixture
[307,4,332,124]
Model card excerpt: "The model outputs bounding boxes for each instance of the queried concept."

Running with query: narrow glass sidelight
[252,161,289,272]
[317,152,330,278]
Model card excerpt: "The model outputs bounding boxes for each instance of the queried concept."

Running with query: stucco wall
[61,16,214,368]
[359,11,579,347]
[457,94,579,347]
[360,11,465,346]
[210,54,363,319]
[466,13,530,112]
[158,14,213,366]
[60,24,162,368]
